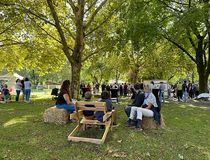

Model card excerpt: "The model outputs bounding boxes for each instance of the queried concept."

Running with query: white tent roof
[13,73,24,80]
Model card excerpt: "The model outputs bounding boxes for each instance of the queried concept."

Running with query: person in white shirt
[24,77,31,103]
[15,79,22,101]
[128,84,158,130]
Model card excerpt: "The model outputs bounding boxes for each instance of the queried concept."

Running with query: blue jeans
[24,89,31,102]
[159,91,165,102]
[182,91,188,102]
[16,90,21,101]
[56,104,75,113]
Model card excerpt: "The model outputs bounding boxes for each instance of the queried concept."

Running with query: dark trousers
[177,90,182,101]
[124,106,132,117]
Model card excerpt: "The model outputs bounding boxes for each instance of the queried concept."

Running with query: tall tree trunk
[71,62,82,99]
[196,37,209,93]
[70,0,85,99]
[198,71,208,93]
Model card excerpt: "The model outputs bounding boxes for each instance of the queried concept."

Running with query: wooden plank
[103,112,112,122]
[101,120,111,143]
[76,101,106,108]
[80,119,105,125]
[68,124,83,137]
[77,106,105,111]
[67,101,113,144]
[68,136,103,144]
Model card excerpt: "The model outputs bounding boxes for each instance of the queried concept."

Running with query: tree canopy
[0,0,209,93]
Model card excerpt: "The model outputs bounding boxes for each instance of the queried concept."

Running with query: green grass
[0,95,210,160]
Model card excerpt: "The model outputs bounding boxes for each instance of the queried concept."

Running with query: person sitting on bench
[95,91,113,122]
[83,91,95,120]
[55,80,75,113]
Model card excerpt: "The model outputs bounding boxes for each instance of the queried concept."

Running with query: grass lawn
[0,94,210,160]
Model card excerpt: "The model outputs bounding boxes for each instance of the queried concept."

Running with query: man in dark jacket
[124,83,144,117]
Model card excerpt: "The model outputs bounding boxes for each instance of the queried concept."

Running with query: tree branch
[26,8,56,27]
[47,0,72,61]
[85,2,123,36]
[82,46,106,62]
[187,31,197,51]
[85,0,108,30]
[163,35,197,64]
[159,0,184,13]
[59,21,75,40]
[85,0,98,14]
[0,21,20,35]
[67,0,77,14]
[0,41,25,47]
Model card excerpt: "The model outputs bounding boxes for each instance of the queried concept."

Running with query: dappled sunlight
[3,115,35,127]
[162,100,170,104]
[179,105,187,109]
[31,94,52,100]
[177,103,209,110]
[197,145,210,159]
[186,104,209,110]
[0,108,15,112]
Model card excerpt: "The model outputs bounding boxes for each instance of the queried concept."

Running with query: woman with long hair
[55,80,75,113]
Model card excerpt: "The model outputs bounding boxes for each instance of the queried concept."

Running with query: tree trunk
[71,62,82,99]
[197,70,208,93]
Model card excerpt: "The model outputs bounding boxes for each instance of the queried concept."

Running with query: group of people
[56,80,161,131]
[125,83,161,130]
[102,83,132,97]
[56,80,115,124]
[15,78,31,103]
[170,81,199,102]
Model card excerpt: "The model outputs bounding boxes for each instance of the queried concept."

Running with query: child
[95,91,113,122]
[83,91,95,120]
[2,84,10,102]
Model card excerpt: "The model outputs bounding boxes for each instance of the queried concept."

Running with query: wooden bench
[43,106,70,124]
[68,101,114,144]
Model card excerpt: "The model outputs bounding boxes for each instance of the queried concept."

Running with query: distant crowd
[168,81,199,102]
[80,82,135,98]
[0,77,31,103]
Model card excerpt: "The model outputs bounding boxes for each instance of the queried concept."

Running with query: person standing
[24,78,31,103]
[182,80,188,102]
[177,82,182,101]
[21,79,25,102]
[159,82,165,103]
[124,83,128,96]
[15,79,22,101]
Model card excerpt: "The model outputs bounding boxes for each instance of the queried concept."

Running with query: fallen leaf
[117,139,122,143]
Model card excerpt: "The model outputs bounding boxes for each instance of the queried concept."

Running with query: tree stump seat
[43,106,70,124]
[142,114,165,129]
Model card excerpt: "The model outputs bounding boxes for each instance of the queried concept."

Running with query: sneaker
[126,119,132,127]
[135,119,142,128]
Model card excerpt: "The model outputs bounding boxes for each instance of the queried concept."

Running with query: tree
[159,0,210,92]
[0,0,124,98]
[122,0,209,92]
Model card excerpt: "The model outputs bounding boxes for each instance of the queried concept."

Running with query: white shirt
[24,81,31,90]
[143,92,158,108]
[16,82,22,90]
